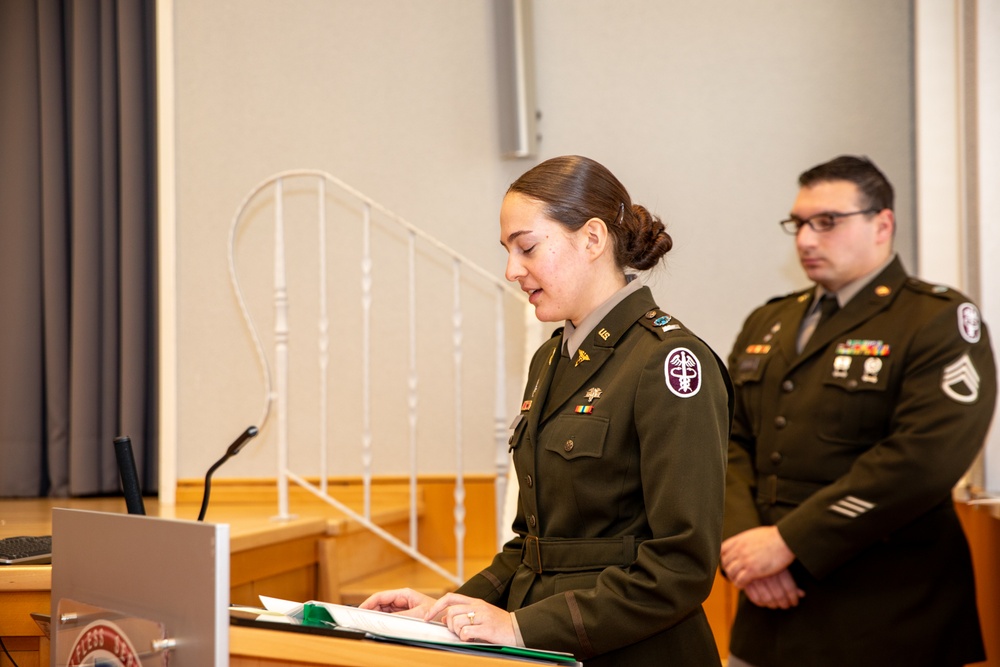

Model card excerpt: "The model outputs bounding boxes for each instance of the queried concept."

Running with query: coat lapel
[540,345,614,423]
[773,291,813,365]
[796,257,907,364]
[539,288,657,424]
[528,343,560,437]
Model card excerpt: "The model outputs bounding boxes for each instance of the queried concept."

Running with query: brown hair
[508,155,672,271]
[799,155,894,212]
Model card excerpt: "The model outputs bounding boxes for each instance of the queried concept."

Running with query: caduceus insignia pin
[575,349,591,367]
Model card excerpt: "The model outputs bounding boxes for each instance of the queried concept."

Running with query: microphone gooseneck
[113,435,147,516]
[197,426,259,522]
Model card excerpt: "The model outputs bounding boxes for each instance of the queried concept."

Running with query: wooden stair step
[338,558,493,605]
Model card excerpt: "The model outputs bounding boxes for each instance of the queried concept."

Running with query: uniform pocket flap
[543,414,609,460]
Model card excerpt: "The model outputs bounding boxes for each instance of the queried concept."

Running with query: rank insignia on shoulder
[835,339,891,356]
[941,353,980,404]
[745,344,771,354]
[574,405,594,414]
[521,400,533,411]
[664,347,702,398]
[957,303,982,343]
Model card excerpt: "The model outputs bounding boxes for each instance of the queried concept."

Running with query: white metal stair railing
[226,169,531,585]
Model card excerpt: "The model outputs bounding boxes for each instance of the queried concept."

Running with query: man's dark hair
[798,155,894,212]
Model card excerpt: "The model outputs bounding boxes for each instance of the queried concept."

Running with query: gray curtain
[0,0,157,497]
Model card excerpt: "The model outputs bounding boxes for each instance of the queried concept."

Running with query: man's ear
[874,208,895,244]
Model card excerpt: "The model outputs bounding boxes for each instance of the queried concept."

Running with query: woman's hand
[425,593,516,645]
[358,588,436,618]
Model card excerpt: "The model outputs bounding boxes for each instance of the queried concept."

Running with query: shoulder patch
[957,303,982,343]
[664,347,702,397]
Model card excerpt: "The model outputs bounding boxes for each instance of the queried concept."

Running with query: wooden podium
[230,625,536,666]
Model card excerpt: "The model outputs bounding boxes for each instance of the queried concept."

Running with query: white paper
[320,603,460,643]
[258,596,304,617]
[258,595,459,643]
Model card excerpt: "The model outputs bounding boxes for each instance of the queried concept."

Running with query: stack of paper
[258,596,581,665]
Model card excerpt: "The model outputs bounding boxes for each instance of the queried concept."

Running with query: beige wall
[163,0,915,487]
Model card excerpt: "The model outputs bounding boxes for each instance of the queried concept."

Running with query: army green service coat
[457,286,732,665]
[724,257,996,667]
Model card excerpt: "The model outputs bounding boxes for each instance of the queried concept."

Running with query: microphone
[113,436,147,515]
[197,426,259,521]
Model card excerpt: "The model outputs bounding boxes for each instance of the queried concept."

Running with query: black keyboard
[0,535,52,565]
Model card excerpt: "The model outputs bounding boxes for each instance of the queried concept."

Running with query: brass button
[645,310,658,319]
[770,451,782,464]
[564,440,575,452]
[528,514,537,527]
[525,475,533,488]
[774,416,787,429]
[782,380,794,392]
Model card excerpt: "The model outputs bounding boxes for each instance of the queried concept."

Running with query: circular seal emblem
[664,347,702,398]
[68,619,142,667]
[957,303,981,344]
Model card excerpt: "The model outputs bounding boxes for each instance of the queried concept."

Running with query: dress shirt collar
[812,253,897,312]
[562,274,642,358]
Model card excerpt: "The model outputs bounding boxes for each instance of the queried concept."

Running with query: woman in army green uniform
[362,155,732,665]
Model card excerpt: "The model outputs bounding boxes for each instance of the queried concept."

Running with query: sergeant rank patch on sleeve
[941,352,981,404]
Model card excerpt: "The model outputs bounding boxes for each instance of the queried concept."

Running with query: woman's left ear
[583,217,609,255]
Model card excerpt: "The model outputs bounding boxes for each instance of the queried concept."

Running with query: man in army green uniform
[721,156,996,667]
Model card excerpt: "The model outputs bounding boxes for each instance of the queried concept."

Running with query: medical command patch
[665,347,701,398]
[957,303,982,344]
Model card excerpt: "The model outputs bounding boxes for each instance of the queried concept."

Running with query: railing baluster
[318,177,329,494]
[274,177,292,520]
[452,259,466,583]
[361,202,373,520]
[408,231,419,549]
[494,287,510,550]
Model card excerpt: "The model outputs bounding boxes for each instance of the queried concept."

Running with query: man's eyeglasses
[779,208,878,235]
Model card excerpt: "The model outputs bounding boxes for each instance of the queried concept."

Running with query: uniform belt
[756,474,826,505]
[521,534,642,574]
